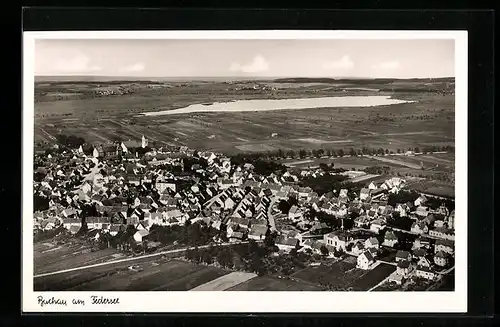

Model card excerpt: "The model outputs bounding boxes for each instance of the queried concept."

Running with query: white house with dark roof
[429,227,455,241]
[324,232,351,252]
[357,250,375,270]
[352,242,365,256]
[395,250,412,262]
[415,265,436,280]
[411,221,429,234]
[133,229,149,243]
[435,239,454,254]
[364,237,380,250]
[434,251,448,267]
[396,260,412,277]
[417,256,432,268]
[276,236,299,253]
[370,219,386,233]
[288,205,303,221]
[414,195,428,207]
[248,224,268,241]
[416,206,429,217]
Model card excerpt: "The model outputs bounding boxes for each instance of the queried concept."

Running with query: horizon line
[35,75,456,79]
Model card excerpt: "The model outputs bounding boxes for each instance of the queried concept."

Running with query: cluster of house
[271,224,454,285]
[34,141,304,245]
[33,140,455,283]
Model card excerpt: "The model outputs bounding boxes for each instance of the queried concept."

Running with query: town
[33,134,455,292]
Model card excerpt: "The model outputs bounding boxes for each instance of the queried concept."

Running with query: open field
[33,239,396,291]
[406,180,455,198]
[189,271,257,291]
[34,244,122,275]
[349,263,396,291]
[288,259,396,291]
[290,259,364,290]
[228,275,326,291]
[34,257,230,291]
[368,155,422,169]
[280,156,383,170]
[350,174,380,183]
[34,78,454,156]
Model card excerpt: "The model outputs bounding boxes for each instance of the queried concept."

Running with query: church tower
[141,135,148,148]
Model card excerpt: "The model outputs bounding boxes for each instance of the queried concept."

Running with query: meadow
[34,78,455,158]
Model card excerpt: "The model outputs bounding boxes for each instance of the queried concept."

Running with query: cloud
[53,54,102,73]
[119,62,146,73]
[230,55,269,73]
[322,55,354,70]
[373,60,400,70]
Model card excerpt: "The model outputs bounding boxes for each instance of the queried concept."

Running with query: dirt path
[34,241,249,279]
[367,155,422,169]
[188,271,257,291]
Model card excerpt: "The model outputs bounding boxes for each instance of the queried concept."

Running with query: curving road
[34,241,249,279]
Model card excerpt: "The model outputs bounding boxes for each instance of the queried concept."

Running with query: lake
[140,96,414,116]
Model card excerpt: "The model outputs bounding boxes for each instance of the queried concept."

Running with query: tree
[277,200,292,214]
[319,163,330,172]
[299,149,307,159]
[202,251,213,265]
[288,195,299,207]
[34,195,50,211]
[337,149,344,157]
[320,245,329,256]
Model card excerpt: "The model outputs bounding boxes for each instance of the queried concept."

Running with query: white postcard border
[22,30,467,313]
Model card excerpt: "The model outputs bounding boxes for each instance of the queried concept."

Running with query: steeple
[141,135,148,148]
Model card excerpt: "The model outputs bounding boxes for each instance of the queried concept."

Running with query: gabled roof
[435,250,448,258]
[249,224,268,236]
[110,224,125,233]
[396,250,411,258]
[354,242,365,250]
[230,231,244,239]
[435,238,454,247]
[397,260,410,269]
[413,248,426,257]
[360,250,374,261]
[276,237,298,247]
[135,229,149,237]
[165,209,183,218]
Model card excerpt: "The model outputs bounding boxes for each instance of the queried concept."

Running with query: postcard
[22,30,467,312]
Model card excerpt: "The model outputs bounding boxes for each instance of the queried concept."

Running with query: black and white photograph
[22,30,467,312]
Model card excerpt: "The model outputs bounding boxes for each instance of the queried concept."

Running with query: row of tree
[184,240,314,277]
[231,145,454,163]
[55,134,86,149]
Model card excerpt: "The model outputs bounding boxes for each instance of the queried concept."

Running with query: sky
[34,39,455,78]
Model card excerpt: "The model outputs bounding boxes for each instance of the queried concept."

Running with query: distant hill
[271,77,455,84]
[34,75,264,83]
[35,75,455,85]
